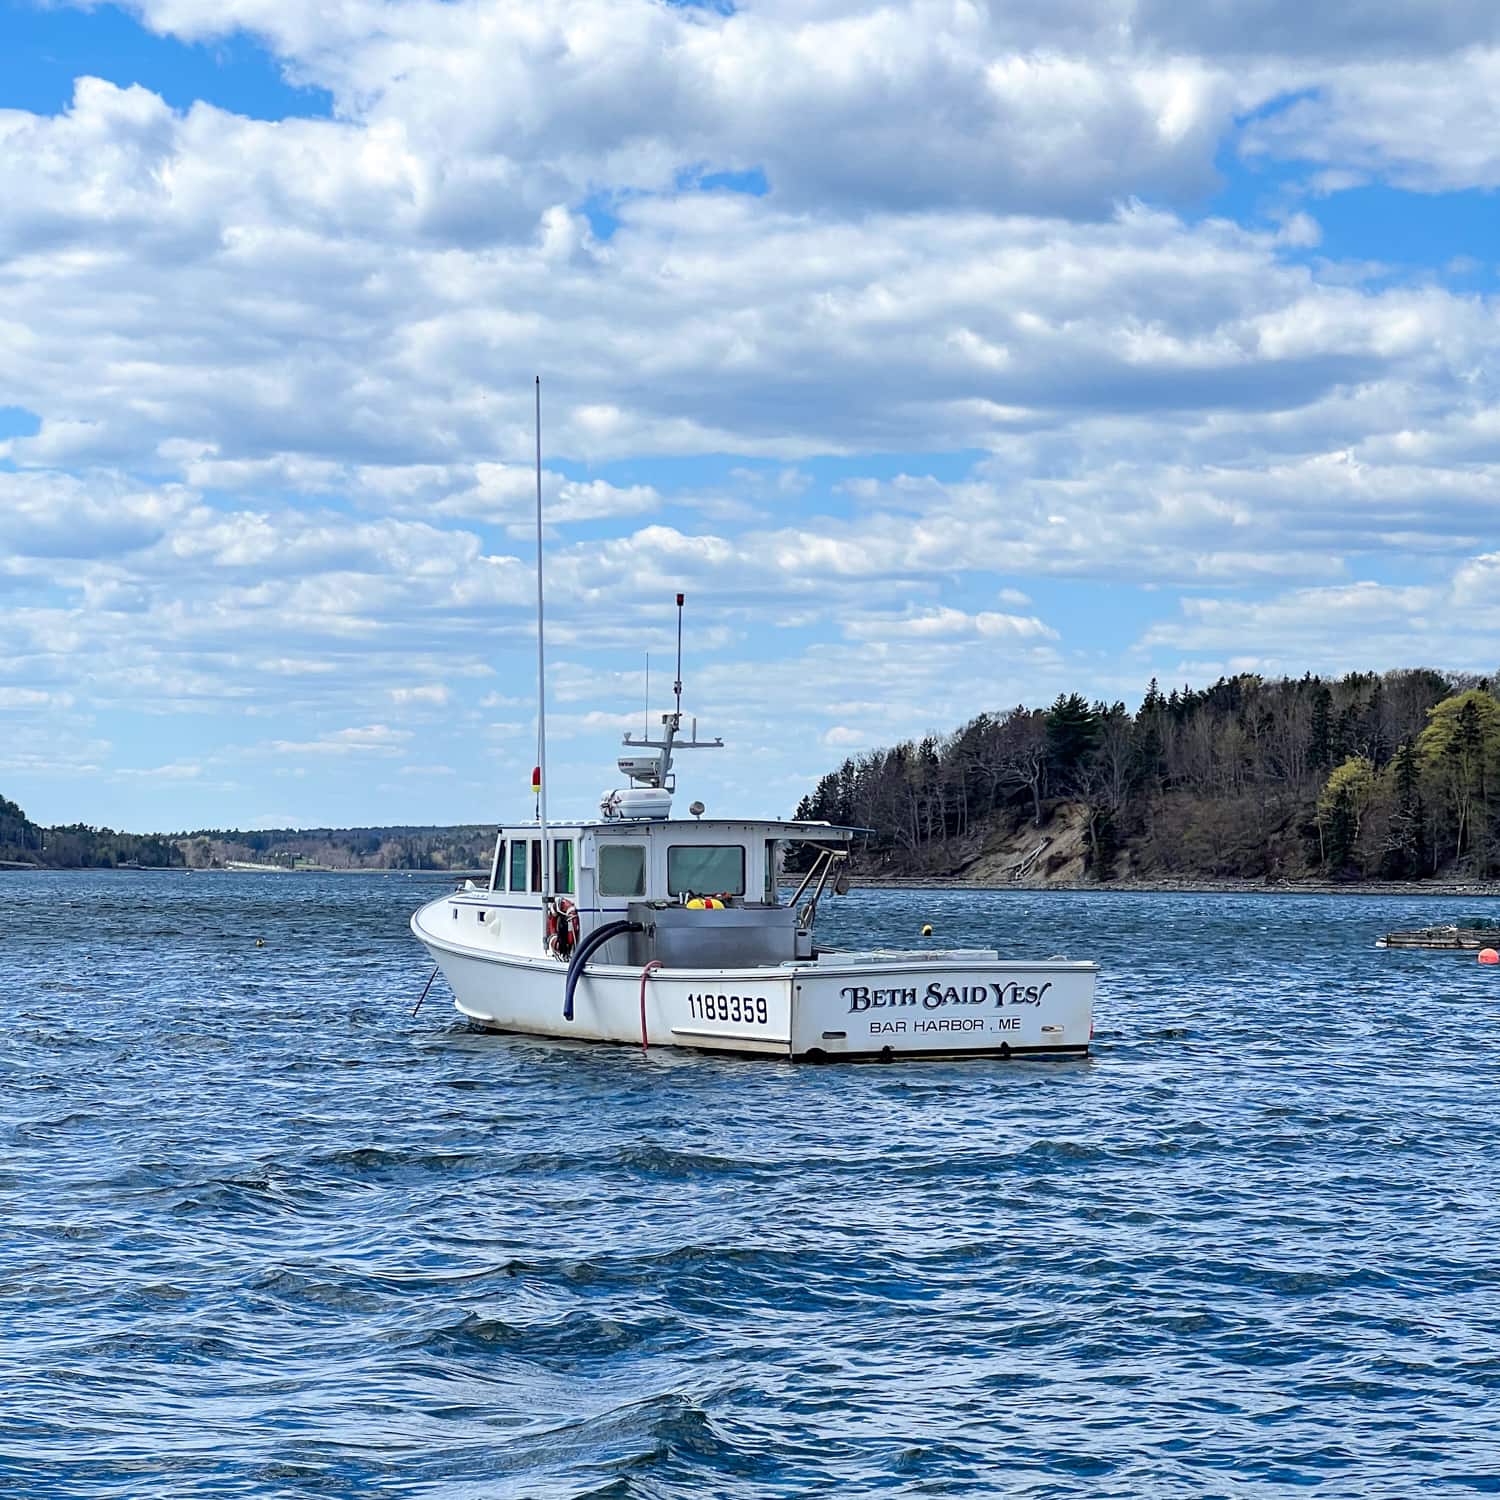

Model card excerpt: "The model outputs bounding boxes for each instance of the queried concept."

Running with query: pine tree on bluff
[1044,693,1100,788]
[1132,678,1166,791]
[1380,738,1429,878]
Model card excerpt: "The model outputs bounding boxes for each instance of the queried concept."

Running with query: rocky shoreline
[854,874,1500,897]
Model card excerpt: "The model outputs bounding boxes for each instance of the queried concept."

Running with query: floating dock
[1379,925,1500,950]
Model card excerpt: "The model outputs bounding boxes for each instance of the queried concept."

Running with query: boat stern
[788,951,1095,1060]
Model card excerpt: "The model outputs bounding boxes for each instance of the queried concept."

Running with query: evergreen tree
[1361,679,1391,767]
[1044,693,1100,784]
[1380,738,1428,878]
[1309,684,1333,770]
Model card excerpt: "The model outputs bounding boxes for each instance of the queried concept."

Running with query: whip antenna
[674,592,684,719]
[534,376,550,898]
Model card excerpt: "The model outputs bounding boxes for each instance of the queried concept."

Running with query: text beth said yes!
[842,981,1053,1014]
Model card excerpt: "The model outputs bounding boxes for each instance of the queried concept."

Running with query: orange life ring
[547,897,580,960]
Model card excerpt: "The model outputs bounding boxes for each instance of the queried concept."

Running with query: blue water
[4,872,1500,1497]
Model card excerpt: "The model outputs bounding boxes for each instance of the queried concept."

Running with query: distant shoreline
[855,875,1500,898]
[6,861,1498,899]
[0,864,482,878]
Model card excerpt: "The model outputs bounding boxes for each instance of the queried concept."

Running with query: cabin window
[490,837,506,892]
[598,843,646,897]
[530,839,543,892]
[553,838,575,895]
[509,839,528,892]
[668,844,746,897]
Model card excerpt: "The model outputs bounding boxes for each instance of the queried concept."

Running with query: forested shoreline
[0,798,493,872]
[11,666,1500,884]
[0,796,185,869]
[793,669,1500,884]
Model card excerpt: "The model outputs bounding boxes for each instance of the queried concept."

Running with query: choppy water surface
[5,872,1500,1497]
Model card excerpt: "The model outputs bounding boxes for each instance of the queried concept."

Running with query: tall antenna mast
[616,593,722,797]
[673,591,684,720]
[534,375,551,899]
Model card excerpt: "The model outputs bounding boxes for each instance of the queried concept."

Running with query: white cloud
[389,683,449,706]
[1130,2,1500,59]
[0,470,196,560]
[115,761,205,780]
[822,726,866,748]
[268,725,413,755]
[0,687,74,710]
[1136,556,1500,676]
[1242,51,1500,193]
[843,607,1059,642]
[104,1,1234,219]
[3,0,1500,827]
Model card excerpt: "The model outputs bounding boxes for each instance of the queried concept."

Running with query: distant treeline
[0,795,184,869]
[177,824,495,871]
[0,797,494,871]
[794,669,1500,882]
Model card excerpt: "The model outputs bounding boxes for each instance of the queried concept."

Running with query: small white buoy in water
[255,937,265,947]
[921,923,933,937]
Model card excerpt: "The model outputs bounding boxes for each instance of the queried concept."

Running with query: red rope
[638,960,662,1055]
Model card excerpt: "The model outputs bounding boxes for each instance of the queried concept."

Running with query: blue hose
[563,920,643,1020]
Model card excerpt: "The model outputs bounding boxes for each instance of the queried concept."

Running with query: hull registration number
[686,993,768,1025]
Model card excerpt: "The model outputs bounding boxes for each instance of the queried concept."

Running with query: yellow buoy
[921,923,933,937]
[686,898,706,910]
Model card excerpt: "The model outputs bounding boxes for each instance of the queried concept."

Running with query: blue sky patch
[0,0,330,119]
[0,405,40,441]
[1308,184,1500,275]
[694,166,769,197]
[1201,125,1499,282]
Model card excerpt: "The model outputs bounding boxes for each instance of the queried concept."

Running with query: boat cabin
[444,816,853,965]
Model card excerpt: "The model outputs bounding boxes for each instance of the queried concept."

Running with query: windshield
[667,844,745,897]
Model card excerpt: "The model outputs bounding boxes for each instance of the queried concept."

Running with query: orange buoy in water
[1480,948,1499,965]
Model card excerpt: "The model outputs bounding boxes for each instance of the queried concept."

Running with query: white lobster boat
[408,381,1095,1060]
[410,698,1096,1062]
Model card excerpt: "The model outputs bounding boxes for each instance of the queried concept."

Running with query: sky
[3,0,1500,833]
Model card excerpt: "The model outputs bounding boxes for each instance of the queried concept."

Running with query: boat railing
[788,847,850,930]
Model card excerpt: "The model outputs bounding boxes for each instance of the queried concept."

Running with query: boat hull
[412,899,1094,1061]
